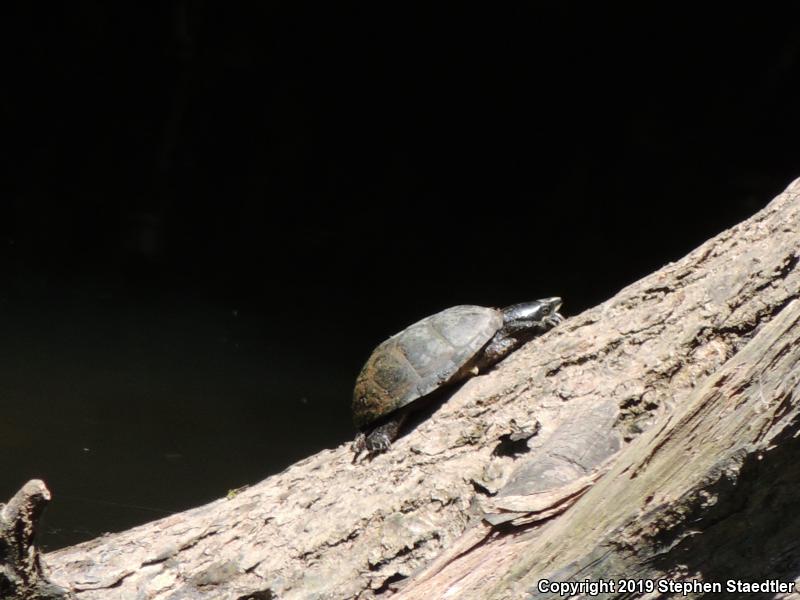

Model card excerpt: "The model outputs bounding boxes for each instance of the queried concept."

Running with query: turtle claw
[351,432,367,463]
[544,312,565,329]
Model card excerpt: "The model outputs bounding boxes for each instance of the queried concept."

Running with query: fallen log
[37,178,800,599]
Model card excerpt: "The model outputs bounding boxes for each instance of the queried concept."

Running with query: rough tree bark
[32,178,800,599]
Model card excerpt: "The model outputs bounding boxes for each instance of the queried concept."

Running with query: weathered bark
[0,480,72,599]
[44,178,800,599]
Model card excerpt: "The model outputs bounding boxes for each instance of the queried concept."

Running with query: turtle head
[479,298,564,365]
[501,297,563,329]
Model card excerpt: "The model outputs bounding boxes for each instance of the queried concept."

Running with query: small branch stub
[0,480,73,600]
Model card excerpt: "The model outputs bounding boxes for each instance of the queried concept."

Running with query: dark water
[3,0,798,556]
[0,278,356,550]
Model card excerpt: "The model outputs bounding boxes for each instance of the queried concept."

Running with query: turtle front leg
[479,308,564,369]
[481,331,517,365]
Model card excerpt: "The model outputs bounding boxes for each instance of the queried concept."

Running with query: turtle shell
[352,305,503,429]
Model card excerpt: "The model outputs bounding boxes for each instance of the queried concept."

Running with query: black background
[2,4,799,547]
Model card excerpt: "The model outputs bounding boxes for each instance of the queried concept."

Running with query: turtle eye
[547,297,563,314]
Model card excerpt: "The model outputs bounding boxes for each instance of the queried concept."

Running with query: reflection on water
[0,280,355,550]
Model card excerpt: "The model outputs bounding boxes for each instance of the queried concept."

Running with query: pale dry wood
[399,297,800,599]
[44,178,800,599]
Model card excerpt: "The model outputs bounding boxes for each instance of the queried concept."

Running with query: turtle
[351,297,564,459]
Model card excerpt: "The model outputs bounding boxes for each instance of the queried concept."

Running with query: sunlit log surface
[45,179,800,599]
